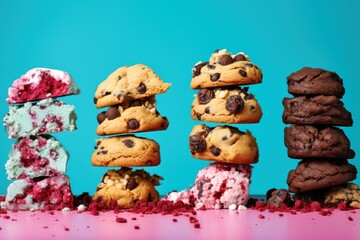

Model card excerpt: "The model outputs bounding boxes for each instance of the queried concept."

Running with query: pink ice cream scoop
[165,163,252,209]
[7,68,80,104]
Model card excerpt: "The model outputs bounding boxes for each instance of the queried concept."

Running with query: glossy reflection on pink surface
[0,209,359,240]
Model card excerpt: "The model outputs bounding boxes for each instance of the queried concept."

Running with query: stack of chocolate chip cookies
[3,68,79,210]
[188,49,263,208]
[92,64,170,208]
[283,67,357,197]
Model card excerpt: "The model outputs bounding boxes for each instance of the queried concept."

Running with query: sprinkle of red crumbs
[134,225,140,230]
[348,216,354,221]
[258,214,265,219]
[115,217,127,223]
[194,223,201,229]
[172,218,178,222]
[64,227,70,231]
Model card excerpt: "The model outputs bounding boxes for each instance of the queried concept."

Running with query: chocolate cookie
[93,168,162,208]
[285,124,355,159]
[282,95,353,126]
[287,159,357,193]
[96,96,168,135]
[287,67,345,98]
[191,87,262,123]
[92,135,160,167]
[189,124,259,164]
[190,49,262,89]
[94,64,171,108]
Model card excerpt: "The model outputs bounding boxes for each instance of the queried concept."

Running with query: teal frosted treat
[5,135,69,179]
[3,98,77,138]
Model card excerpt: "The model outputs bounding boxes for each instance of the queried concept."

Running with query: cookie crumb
[134,225,140,230]
[348,216,353,221]
[115,217,127,223]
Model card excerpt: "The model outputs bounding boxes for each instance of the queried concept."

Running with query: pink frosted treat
[7,68,80,104]
[3,98,77,138]
[191,163,252,209]
[5,175,74,211]
[5,135,69,180]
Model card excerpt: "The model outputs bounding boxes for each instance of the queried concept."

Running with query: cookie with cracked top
[282,95,352,126]
[191,87,262,123]
[92,135,160,167]
[190,49,262,89]
[94,64,171,108]
[287,159,357,193]
[189,124,258,164]
[285,124,355,159]
[287,67,345,98]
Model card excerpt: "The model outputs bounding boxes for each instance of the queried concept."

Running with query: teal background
[0,0,359,196]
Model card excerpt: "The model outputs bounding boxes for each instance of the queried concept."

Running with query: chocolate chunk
[189,135,206,154]
[267,189,293,207]
[234,54,246,62]
[218,55,234,66]
[214,49,220,53]
[94,97,98,104]
[205,107,210,114]
[97,150,108,155]
[196,113,202,120]
[102,91,111,96]
[226,95,244,114]
[106,107,120,120]
[210,146,221,156]
[207,64,215,70]
[239,69,247,77]
[202,126,212,138]
[193,62,208,77]
[122,139,135,148]
[129,99,143,107]
[244,94,254,100]
[126,178,138,190]
[222,136,228,141]
[245,63,254,68]
[127,119,140,130]
[124,93,134,102]
[211,73,221,82]
[137,83,147,94]
[97,111,107,124]
[118,75,122,81]
[228,126,243,135]
[198,89,215,104]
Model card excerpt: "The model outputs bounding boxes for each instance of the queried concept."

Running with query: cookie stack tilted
[283,67,359,208]
[3,68,79,210]
[188,49,263,209]
[92,64,170,208]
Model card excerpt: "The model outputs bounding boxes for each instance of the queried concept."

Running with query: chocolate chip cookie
[93,168,162,208]
[94,64,171,108]
[191,87,262,123]
[287,67,345,98]
[190,49,262,89]
[287,159,357,193]
[189,124,259,164]
[96,96,168,135]
[92,135,160,167]
[282,95,353,126]
[285,124,355,159]
[324,183,360,208]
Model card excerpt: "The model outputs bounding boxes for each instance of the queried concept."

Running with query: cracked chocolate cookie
[190,49,262,89]
[189,124,258,164]
[93,168,162,208]
[91,135,160,167]
[282,95,353,126]
[94,64,171,108]
[191,87,262,123]
[324,183,360,208]
[287,159,357,193]
[287,67,345,98]
[96,96,168,135]
[285,124,355,159]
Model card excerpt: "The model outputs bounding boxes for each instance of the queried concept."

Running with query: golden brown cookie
[190,49,262,89]
[91,135,160,167]
[189,124,259,164]
[191,87,262,123]
[96,96,168,135]
[93,168,162,208]
[324,183,360,208]
[94,64,171,108]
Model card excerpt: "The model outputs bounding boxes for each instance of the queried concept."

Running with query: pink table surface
[0,209,359,240]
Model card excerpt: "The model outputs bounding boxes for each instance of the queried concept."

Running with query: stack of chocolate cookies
[92,64,170,208]
[283,67,357,198]
[3,68,79,210]
[188,49,263,209]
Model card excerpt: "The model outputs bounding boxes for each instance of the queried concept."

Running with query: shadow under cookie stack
[283,67,359,208]
[92,64,171,208]
[188,49,263,209]
[3,68,79,210]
